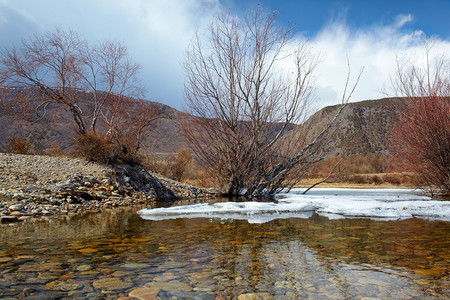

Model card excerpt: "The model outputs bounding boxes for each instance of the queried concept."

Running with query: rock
[0,153,215,222]
[50,199,60,205]
[128,287,160,299]
[1,216,20,223]
[147,281,192,292]
[20,290,64,299]
[93,277,133,291]
[0,256,13,262]
[57,183,76,189]
[9,204,24,211]
[238,293,273,300]
[120,263,148,269]
[53,283,83,291]
[77,264,92,271]
[10,210,28,216]
[24,186,40,192]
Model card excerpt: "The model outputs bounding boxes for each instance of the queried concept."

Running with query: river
[0,188,448,299]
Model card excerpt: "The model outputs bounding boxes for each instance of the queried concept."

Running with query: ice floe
[138,188,450,223]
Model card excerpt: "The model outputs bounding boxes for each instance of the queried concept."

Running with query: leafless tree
[389,41,449,196]
[0,28,143,136]
[183,8,361,196]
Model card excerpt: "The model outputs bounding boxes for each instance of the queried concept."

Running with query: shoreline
[0,153,215,223]
[1,153,417,224]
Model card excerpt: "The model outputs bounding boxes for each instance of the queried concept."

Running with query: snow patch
[138,188,450,223]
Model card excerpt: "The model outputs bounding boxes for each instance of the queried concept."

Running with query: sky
[0,0,449,109]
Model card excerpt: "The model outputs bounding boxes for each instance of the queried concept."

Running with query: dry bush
[346,174,382,185]
[44,141,64,157]
[382,174,401,185]
[109,134,143,165]
[193,168,220,188]
[143,148,195,182]
[143,155,169,175]
[166,147,193,182]
[73,131,145,165]
[306,153,391,178]
[73,131,113,163]
[5,136,31,154]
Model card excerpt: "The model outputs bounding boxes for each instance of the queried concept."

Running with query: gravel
[0,153,215,222]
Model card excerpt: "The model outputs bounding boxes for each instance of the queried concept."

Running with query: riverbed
[0,188,448,299]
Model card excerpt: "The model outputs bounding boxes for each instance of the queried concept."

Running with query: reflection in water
[0,206,449,299]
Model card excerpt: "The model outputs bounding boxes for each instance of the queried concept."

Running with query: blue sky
[241,0,450,38]
[0,0,449,109]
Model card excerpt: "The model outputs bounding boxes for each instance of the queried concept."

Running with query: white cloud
[307,16,450,108]
[0,0,221,108]
[394,14,413,29]
[0,1,448,110]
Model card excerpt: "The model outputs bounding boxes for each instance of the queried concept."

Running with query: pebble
[128,287,160,300]
[8,204,23,211]
[238,293,273,300]
[0,153,216,221]
[0,216,19,223]
[92,277,133,291]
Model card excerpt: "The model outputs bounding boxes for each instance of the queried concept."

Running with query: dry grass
[296,172,417,188]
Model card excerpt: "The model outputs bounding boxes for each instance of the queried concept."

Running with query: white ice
[138,188,450,223]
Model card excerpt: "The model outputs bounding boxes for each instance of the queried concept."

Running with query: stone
[0,256,13,262]
[128,287,160,300]
[8,204,23,211]
[57,183,76,189]
[77,264,92,271]
[112,270,134,277]
[238,293,273,300]
[10,211,26,216]
[120,262,148,269]
[1,216,19,223]
[147,281,192,292]
[24,186,40,192]
[93,277,133,291]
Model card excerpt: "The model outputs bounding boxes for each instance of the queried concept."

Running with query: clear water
[0,189,448,299]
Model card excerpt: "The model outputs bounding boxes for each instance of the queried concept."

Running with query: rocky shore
[0,153,215,223]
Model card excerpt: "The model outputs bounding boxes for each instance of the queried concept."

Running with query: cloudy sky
[1,0,449,109]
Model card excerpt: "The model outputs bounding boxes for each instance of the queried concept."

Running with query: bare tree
[183,8,361,196]
[389,41,449,196]
[0,28,142,136]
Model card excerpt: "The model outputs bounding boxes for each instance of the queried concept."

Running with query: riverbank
[0,153,215,223]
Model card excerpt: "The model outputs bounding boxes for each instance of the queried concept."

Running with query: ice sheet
[138,188,450,223]
[138,201,314,224]
[278,188,450,221]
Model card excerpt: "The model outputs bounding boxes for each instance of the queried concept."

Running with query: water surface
[0,189,448,299]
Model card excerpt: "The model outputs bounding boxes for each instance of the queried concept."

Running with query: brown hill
[0,87,401,158]
[303,98,402,157]
[0,87,186,155]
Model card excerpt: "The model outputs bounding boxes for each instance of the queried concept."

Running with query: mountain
[0,87,402,158]
[0,87,186,156]
[303,98,402,157]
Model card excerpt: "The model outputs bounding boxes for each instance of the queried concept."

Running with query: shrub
[347,174,367,184]
[44,141,64,157]
[74,131,113,164]
[167,147,193,182]
[370,175,382,185]
[5,136,31,154]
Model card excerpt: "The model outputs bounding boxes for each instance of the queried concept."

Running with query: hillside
[0,88,186,156]
[0,88,402,158]
[307,98,402,156]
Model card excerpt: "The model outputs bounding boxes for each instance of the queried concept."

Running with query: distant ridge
[0,87,401,157]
